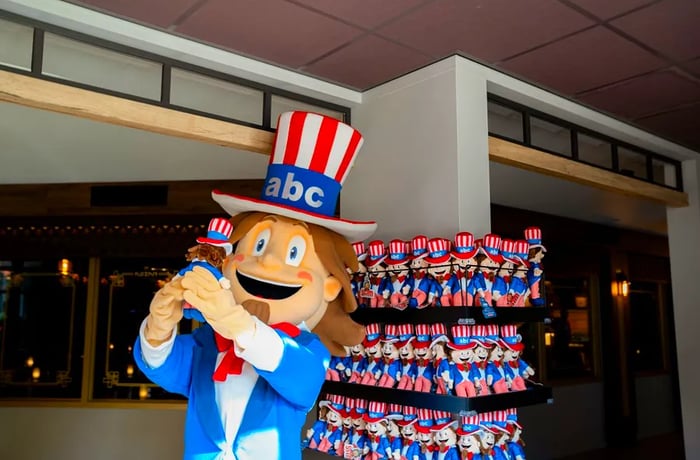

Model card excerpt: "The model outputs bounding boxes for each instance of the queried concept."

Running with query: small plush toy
[506,408,526,460]
[470,325,493,396]
[431,323,451,395]
[385,239,413,310]
[524,227,546,307]
[412,324,434,393]
[340,398,356,457]
[176,217,233,323]
[396,324,418,391]
[446,325,477,398]
[475,234,503,318]
[350,241,369,308]
[398,406,421,460]
[347,340,368,384]
[415,409,436,459]
[501,325,534,391]
[491,411,513,460]
[386,404,404,459]
[451,231,479,307]
[326,348,351,382]
[432,411,460,460]
[365,401,392,460]
[456,415,483,460]
[508,240,531,307]
[304,395,329,450]
[408,235,432,309]
[317,395,346,456]
[485,324,509,394]
[425,238,458,307]
[361,323,384,386]
[347,399,371,459]
[477,413,499,459]
[366,240,391,308]
[378,324,403,388]
[492,239,516,307]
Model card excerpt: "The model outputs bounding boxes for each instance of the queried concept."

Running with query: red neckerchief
[371,357,382,364]
[384,356,395,365]
[465,453,475,460]
[488,273,495,282]
[352,355,364,362]
[456,362,469,372]
[417,358,429,367]
[509,361,519,369]
[369,434,381,443]
[414,271,425,280]
[468,271,474,279]
[474,361,487,370]
[493,360,503,368]
[439,444,451,453]
[402,358,413,366]
[212,322,300,381]
[397,275,406,283]
[372,277,382,286]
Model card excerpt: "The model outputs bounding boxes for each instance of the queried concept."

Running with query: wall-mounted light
[126,364,134,378]
[25,356,34,367]
[611,270,630,297]
[58,259,72,276]
[32,367,40,382]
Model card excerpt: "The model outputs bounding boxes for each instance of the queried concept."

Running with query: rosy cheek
[297,270,313,282]
[232,254,245,263]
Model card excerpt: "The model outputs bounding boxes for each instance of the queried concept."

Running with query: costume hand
[401,285,410,295]
[181,266,255,341]
[145,277,184,346]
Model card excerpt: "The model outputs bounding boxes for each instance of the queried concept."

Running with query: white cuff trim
[138,318,177,369]
[234,317,284,372]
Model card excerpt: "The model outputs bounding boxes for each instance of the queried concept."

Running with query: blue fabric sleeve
[133,333,196,397]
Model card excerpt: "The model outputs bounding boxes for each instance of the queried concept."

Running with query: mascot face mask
[224,214,341,328]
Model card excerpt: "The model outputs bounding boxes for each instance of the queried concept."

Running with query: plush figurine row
[304,397,526,460]
[348,228,546,318]
[327,323,535,396]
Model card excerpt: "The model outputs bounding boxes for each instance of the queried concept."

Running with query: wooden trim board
[489,136,689,208]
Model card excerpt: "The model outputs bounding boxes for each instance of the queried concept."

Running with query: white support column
[666,158,700,458]
[341,57,491,242]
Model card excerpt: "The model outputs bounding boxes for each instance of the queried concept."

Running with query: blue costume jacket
[134,323,329,460]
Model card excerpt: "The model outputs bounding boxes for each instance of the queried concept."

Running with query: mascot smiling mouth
[236,270,302,300]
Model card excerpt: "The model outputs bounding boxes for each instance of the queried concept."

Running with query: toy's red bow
[212,322,300,381]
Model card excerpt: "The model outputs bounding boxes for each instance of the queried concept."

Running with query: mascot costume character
[134,111,377,460]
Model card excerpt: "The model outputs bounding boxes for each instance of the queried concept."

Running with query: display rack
[350,306,551,325]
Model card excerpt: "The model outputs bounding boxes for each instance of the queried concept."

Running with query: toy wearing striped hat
[385,239,414,310]
[451,231,480,307]
[506,408,526,460]
[347,399,371,459]
[378,324,403,388]
[477,412,502,459]
[501,325,535,392]
[469,325,494,397]
[446,325,478,398]
[361,323,385,386]
[326,348,351,382]
[414,409,437,458]
[474,234,505,319]
[507,240,531,307]
[412,324,435,393]
[456,415,482,460]
[484,324,509,394]
[397,406,421,460]
[317,394,346,455]
[349,241,369,309]
[430,323,452,395]
[491,411,514,460]
[304,394,330,450]
[340,398,356,457]
[492,239,518,308]
[386,404,404,459]
[432,411,460,460]
[366,240,392,308]
[408,235,432,309]
[524,227,547,307]
[176,217,234,323]
[425,238,459,307]
[347,337,368,384]
[364,401,392,460]
[396,324,418,391]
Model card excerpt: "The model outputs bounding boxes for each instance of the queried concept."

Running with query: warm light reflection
[612,270,630,297]
[126,364,134,378]
[32,367,40,382]
[138,385,149,400]
[544,332,555,347]
[58,259,72,276]
[25,356,34,367]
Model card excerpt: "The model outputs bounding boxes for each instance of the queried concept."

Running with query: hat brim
[456,427,480,436]
[451,248,479,260]
[212,190,377,242]
[365,256,387,268]
[363,337,382,348]
[504,341,525,352]
[363,414,387,423]
[410,252,428,260]
[196,237,232,249]
[447,341,477,351]
[413,341,431,349]
[431,420,457,432]
[386,256,410,265]
[397,418,418,427]
[396,338,415,348]
[415,424,434,434]
[424,254,451,265]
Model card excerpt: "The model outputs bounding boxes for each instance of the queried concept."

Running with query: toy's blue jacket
[507,442,525,460]
[134,323,329,460]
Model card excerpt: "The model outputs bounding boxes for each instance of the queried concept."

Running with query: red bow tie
[475,361,487,369]
[397,275,406,283]
[212,322,300,381]
[488,273,495,282]
[417,358,429,366]
[372,357,382,364]
[468,271,474,279]
[414,272,424,280]
[466,453,475,460]
[372,278,382,285]
[402,358,413,366]
[493,360,503,368]
[352,355,364,362]
[504,275,511,283]
[456,363,469,372]
[509,361,519,368]
[439,445,451,453]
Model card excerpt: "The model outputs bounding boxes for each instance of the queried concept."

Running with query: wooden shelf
[350,306,551,325]
[321,381,553,415]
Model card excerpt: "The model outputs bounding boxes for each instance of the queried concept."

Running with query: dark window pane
[578,134,612,169]
[92,257,190,401]
[530,117,572,157]
[629,282,665,373]
[618,147,648,180]
[652,158,678,188]
[487,101,524,142]
[0,259,87,399]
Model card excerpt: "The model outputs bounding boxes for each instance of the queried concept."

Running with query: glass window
[0,18,33,71]
[543,277,595,380]
[617,147,648,180]
[0,259,87,399]
[487,101,524,142]
[271,95,344,124]
[652,158,678,188]
[578,133,612,169]
[92,257,190,401]
[530,117,571,157]
[170,68,264,124]
[43,33,162,100]
[629,281,665,373]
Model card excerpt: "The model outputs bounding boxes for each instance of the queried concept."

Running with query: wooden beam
[0,70,274,155]
[489,136,689,208]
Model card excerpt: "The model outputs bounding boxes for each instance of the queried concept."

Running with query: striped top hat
[499,239,519,265]
[484,324,505,348]
[352,398,368,418]
[480,234,504,264]
[430,323,448,345]
[363,323,383,348]
[501,324,525,352]
[212,111,377,242]
[524,226,547,252]
[447,325,477,351]
[413,324,432,349]
[471,325,492,348]
[415,408,434,434]
[320,394,345,415]
[344,397,356,417]
[410,235,429,259]
[456,415,481,436]
[363,401,387,423]
[424,238,452,265]
[352,241,367,262]
[513,240,531,268]
[365,240,387,268]
[387,404,403,420]
[395,324,415,348]
[382,324,400,343]
[452,231,478,260]
[386,239,410,265]
[506,408,523,430]
[479,412,500,434]
[431,410,457,431]
[197,217,234,255]
[491,410,510,433]
[397,406,418,426]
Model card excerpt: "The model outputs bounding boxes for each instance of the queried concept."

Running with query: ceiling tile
[499,26,665,94]
[303,34,431,90]
[577,70,700,119]
[636,103,700,151]
[611,0,700,61]
[290,0,429,29]
[176,0,363,68]
[376,0,594,61]
[567,0,655,20]
[71,0,201,28]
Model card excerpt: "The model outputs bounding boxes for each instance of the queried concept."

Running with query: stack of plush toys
[348,227,547,319]
[304,397,527,460]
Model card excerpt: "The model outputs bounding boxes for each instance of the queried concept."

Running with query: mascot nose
[261,252,283,270]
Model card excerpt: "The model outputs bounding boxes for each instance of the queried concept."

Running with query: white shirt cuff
[138,318,177,369]
[234,317,284,372]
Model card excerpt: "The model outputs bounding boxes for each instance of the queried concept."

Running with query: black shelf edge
[350,306,551,325]
[321,381,553,415]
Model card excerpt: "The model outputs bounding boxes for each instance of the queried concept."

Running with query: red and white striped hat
[452,231,478,260]
[524,226,546,252]
[456,415,481,436]
[387,403,403,420]
[364,401,388,423]
[397,406,418,426]
[352,241,367,262]
[512,240,531,267]
[431,410,457,431]
[413,324,432,349]
[448,325,476,350]
[212,111,377,242]
[196,217,234,255]
[415,408,435,433]
[410,235,429,259]
[386,239,410,265]
[395,324,415,348]
[363,323,383,348]
[480,234,504,264]
[424,237,452,264]
[365,240,387,268]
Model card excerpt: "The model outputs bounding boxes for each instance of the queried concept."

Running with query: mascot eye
[285,236,306,267]
[252,228,271,256]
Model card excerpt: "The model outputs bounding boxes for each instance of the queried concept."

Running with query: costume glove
[145,277,184,346]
